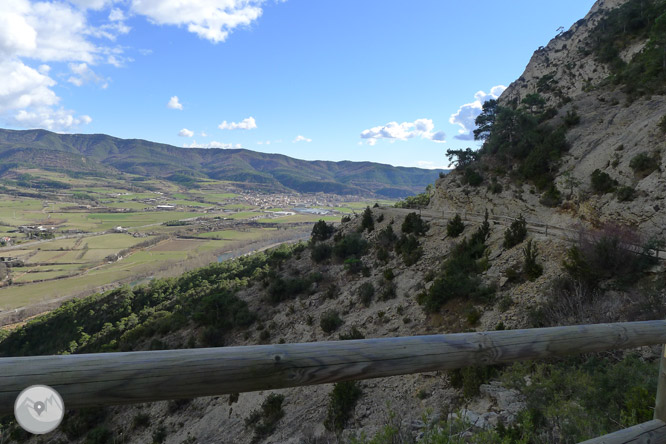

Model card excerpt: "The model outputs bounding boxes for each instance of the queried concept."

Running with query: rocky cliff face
[431,0,666,240]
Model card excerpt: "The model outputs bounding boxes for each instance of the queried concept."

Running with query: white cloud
[183,140,238,149]
[0,59,57,113]
[14,107,92,131]
[68,0,116,11]
[200,131,207,137]
[360,118,445,145]
[218,116,256,130]
[130,0,266,43]
[416,160,447,170]
[67,62,108,87]
[178,128,194,137]
[449,85,506,141]
[293,135,312,143]
[108,7,125,21]
[167,96,183,110]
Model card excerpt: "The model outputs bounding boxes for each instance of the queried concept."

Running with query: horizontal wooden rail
[579,419,666,443]
[1,321,665,415]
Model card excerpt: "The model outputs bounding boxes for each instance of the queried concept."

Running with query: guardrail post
[655,345,666,421]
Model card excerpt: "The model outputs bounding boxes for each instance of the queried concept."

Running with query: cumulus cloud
[449,85,506,141]
[183,140,240,149]
[218,116,256,130]
[167,96,183,110]
[293,135,311,143]
[14,107,92,131]
[67,62,108,87]
[360,118,445,145]
[178,128,194,137]
[130,0,266,43]
[0,0,130,131]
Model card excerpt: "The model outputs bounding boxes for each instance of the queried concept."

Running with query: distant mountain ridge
[0,129,442,197]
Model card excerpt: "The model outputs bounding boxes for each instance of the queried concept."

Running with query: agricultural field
[0,167,393,318]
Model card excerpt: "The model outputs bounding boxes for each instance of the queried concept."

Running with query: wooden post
[0,321,666,415]
[655,345,666,421]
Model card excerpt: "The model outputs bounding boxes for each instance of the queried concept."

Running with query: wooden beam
[655,345,666,421]
[578,419,666,444]
[1,321,665,414]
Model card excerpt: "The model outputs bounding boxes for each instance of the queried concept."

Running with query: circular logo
[14,385,65,434]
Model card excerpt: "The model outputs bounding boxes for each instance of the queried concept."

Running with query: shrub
[395,234,422,266]
[151,425,168,444]
[310,242,332,263]
[383,268,394,281]
[523,240,543,281]
[659,115,666,133]
[449,365,498,398]
[401,212,429,236]
[563,223,657,290]
[266,276,313,303]
[446,214,465,238]
[245,393,285,443]
[418,223,493,313]
[629,152,659,177]
[361,207,374,232]
[564,109,581,127]
[85,427,112,444]
[358,282,374,306]
[591,169,618,194]
[376,247,390,263]
[320,310,344,333]
[540,185,562,207]
[339,326,365,340]
[344,258,364,274]
[333,233,368,260]
[616,185,636,202]
[132,412,151,430]
[376,225,397,249]
[324,381,363,432]
[503,214,527,248]
[463,168,483,186]
[311,220,335,242]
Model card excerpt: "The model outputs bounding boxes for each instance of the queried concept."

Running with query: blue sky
[1,0,596,169]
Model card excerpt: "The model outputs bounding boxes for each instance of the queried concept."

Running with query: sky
[0,0,597,170]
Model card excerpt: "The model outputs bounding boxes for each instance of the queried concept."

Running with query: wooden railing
[2,320,666,443]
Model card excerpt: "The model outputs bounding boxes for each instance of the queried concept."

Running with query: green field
[0,167,390,312]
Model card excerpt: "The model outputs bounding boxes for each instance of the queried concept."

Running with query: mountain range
[0,129,442,198]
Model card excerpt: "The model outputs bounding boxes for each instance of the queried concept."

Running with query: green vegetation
[311,219,335,242]
[616,185,636,202]
[358,282,375,306]
[629,152,660,177]
[503,214,527,249]
[395,234,422,266]
[588,0,666,99]
[320,310,344,333]
[446,213,465,238]
[401,212,429,235]
[245,393,285,443]
[418,213,493,313]
[361,207,374,232]
[333,233,368,260]
[325,381,363,432]
[0,246,309,356]
[590,169,618,194]
[394,185,432,209]
[522,240,543,281]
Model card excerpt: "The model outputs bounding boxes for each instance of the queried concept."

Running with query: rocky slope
[432,0,666,240]
[4,0,666,442]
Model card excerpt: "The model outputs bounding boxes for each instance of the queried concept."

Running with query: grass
[257,214,339,224]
